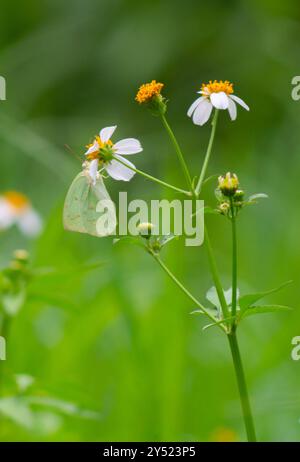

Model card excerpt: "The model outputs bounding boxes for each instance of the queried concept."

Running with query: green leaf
[158,234,178,248]
[238,280,292,313]
[241,304,293,319]
[113,236,145,248]
[202,315,236,331]
[248,193,268,202]
[190,307,217,317]
[214,188,223,202]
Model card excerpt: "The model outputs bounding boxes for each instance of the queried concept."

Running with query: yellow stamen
[85,137,113,161]
[201,80,234,95]
[4,191,30,211]
[135,80,164,104]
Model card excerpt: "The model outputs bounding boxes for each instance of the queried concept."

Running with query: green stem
[0,313,10,396]
[160,113,193,193]
[112,156,191,196]
[204,225,229,320]
[227,332,257,441]
[195,109,219,196]
[230,197,237,321]
[153,254,226,331]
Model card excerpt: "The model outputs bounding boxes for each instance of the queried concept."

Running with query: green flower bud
[234,189,244,202]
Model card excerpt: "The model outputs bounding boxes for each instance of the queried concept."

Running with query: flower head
[135,80,166,115]
[0,191,42,237]
[188,80,249,126]
[218,172,239,196]
[135,80,164,104]
[84,126,142,184]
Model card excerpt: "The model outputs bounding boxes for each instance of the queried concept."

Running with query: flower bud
[218,172,239,196]
[13,249,29,262]
[137,222,154,238]
[234,189,244,202]
[135,80,167,115]
[219,202,230,215]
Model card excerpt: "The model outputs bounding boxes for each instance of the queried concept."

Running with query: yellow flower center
[86,136,114,161]
[201,80,234,95]
[4,191,30,211]
[135,80,164,104]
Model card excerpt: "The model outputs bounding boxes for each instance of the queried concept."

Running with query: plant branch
[160,113,193,193]
[230,197,238,322]
[228,332,257,441]
[153,254,226,331]
[112,156,191,196]
[204,225,230,320]
[195,109,219,196]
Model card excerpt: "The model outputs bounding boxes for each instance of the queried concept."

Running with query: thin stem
[195,109,219,196]
[112,156,191,196]
[228,332,257,441]
[0,312,10,397]
[230,197,238,321]
[160,113,193,193]
[204,225,229,320]
[153,254,226,331]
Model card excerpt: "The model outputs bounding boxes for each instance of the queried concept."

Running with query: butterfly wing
[63,172,89,234]
[63,172,117,237]
[83,174,117,237]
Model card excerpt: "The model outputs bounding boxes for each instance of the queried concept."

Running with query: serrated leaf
[241,304,293,319]
[238,281,292,313]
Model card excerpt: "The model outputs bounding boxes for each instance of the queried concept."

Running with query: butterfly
[63,170,117,237]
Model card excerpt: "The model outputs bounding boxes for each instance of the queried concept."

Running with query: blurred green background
[0,0,299,442]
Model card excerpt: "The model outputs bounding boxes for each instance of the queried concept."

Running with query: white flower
[84,125,142,184]
[187,80,249,126]
[0,191,42,237]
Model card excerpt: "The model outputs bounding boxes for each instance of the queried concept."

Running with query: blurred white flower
[85,125,142,184]
[0,191,42,237]
[188,80,249,126]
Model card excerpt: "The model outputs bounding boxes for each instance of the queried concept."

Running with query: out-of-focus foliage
[0,0,299,441]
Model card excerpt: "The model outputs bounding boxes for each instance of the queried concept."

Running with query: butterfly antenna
[64,144,82,163]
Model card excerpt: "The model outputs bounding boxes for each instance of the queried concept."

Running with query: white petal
[227,98,237,121]
[230,94,249,111]
[187,97,204,117]
[114,138,143,155]
[17,207,42,237]
[0,199,15,229]
[106,155,135,181]
[89,159,99,185]
[100,126,117,142]
[192,99,213,126]
[210,92,229,110]
[85,141,99,156]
